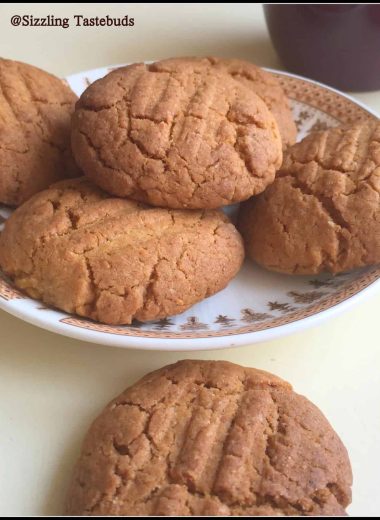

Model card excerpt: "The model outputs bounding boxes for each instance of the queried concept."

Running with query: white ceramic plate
[0,64,379,350]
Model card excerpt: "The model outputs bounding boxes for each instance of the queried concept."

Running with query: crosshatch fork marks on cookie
[71,62,283,209]
[65,360,352,515]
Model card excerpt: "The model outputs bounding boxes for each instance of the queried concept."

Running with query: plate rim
[266,67,380,117]
[0,271,379,350]
[0,64,379,351]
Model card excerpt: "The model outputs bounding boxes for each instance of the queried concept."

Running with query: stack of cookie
[0,56,296,325]
[1,56,379,327]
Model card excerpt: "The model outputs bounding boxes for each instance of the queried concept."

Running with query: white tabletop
[0,3,379,516]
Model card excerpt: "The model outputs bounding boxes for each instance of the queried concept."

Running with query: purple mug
[264,4,380,91]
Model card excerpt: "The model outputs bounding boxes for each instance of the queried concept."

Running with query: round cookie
[71,62,282,209]
[65,360,352,516]
[0,178,244,324]
[0,58,80,206]
[155,56,297,149]
[238,122,380,274]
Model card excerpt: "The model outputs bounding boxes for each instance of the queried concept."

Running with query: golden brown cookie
[155,56,297,149]
[65,360,352,516]
[71,62,282,209]
[238,122,380,275]
[0,58,79,206]
[0,178,244,324]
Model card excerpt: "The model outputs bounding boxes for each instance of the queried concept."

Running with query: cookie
[0,58,79,206]
[0,178,244,324]
[71,62,282,209]
[65,360,352,516]
[155,56,297,149]
[238,122,380,274]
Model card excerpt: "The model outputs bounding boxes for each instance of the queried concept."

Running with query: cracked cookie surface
[71,62,282,209]
[65,360,352,516]
[238,122,380,274]
[0,58,79,206]
[155,56,297,149]
[0,178,244,324]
